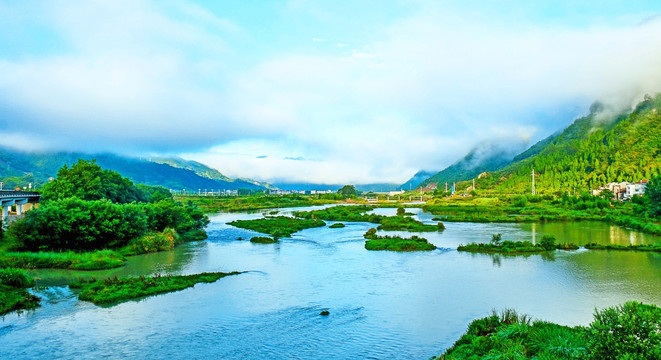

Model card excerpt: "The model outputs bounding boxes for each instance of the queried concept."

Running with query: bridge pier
[0,191,40,229]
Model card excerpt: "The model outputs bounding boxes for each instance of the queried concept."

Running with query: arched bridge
[1,190,41,227]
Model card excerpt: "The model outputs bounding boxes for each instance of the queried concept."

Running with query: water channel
[2,207,661,359]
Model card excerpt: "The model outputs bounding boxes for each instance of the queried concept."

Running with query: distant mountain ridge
[0,148,265,191]
[410,140,528,189]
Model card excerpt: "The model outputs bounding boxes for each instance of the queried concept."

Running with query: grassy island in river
[70,272,242,305]
[228,216,326,238]
[363,228,436,251]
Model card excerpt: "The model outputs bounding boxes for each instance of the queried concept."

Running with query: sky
[2,0,661,185]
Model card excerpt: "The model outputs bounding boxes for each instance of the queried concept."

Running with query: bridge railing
[0,191,41,199]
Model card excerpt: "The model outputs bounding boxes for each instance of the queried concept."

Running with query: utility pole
[531,169,535,195]
[473,178,475,190]
[445,182,448,192]
[0,182,3,190]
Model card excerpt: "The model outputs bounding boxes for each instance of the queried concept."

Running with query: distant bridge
[1,191,41,228]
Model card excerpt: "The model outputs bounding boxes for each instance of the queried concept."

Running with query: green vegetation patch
[228,216,326,238]
[0,250,126,270]
[328,223,346,228]
[438,301,661,359]
[0,268,40,315]
[70,272,242,305]
[363,228,436,251]
[296,205,444,232]
[120,228,181,256]
[585,242,661,252]
[250,236,278,244]
[177,194,343,213]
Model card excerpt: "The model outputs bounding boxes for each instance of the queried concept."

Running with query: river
[2,207,661,359]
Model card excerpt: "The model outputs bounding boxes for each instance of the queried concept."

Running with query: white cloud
[3,1,661,183]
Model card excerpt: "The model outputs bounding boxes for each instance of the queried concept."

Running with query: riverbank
[0,268,40,315]
[436,301,661,359]
[423,196,661,236]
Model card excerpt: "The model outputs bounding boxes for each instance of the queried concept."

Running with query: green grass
[437,301,661,359]
[175,194,341,213]
[250,236,278,244]
[120,228,181,256]
[295,205,444,232]
[0,249,126,270]
[437,309,588,360]
[363,229,436,251]
[69,271,242,305]
[458,241,549,254]
[328,223,346,228]
[0,268,40,315]
[228,216,326,238]
[584,242,661,252]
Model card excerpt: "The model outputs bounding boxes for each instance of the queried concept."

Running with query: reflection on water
[2,208,661,359]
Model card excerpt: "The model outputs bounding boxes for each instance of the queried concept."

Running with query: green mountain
[415,140,528,189]
[400,170,436,191]
[0,148,265,191]
[475,95,661,194]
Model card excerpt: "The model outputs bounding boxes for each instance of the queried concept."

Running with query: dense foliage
[439,301,661,359]
[41,159,171,203]
[250,236,278,244]
[176,194,341,212]
[0,268,40,315]
[228,216,326,238]
[3,160,208,254]
[70,272,241,305]
[5,198,207,252]
[646,174,661,217]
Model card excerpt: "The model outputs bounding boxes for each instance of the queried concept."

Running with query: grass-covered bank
[228,216,326,238]
[457,234,579,254]
[363,228,436,251]
[175,194,343,212]
[0,268,40,315]
[436,301,661,359]
[0,249,126,270]
[69,272,242,305]
[423,194,661,236]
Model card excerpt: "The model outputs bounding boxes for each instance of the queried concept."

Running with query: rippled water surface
[2,207,661,359]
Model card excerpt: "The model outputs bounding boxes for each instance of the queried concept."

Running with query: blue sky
[2,0,661,184]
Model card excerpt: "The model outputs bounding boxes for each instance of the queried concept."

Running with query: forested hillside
[416,140,528,189]
[472,95,661,194]
[0,149,264,191]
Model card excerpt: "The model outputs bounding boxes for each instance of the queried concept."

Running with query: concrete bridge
[1,190,41,228]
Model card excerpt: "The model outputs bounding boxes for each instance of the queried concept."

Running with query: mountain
[417,139,529,189]
[474,96,661,194]
[151,156,273,189]
[400,170,436,191]
[0,148,265,191]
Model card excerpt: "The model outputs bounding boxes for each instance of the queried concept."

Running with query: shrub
[539,235,556,251]
[491,233,502,245]
[0,268,35,288]
[587,301,661,359]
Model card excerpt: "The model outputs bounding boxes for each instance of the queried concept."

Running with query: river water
[2,207,661,359]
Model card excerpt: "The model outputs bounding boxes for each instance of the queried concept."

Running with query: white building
[625,181,648,199]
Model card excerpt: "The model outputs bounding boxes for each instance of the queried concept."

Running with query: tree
[337,185,357,198]
[396,207,405,216]
[645,175,661,218]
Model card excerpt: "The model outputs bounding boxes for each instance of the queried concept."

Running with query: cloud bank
[2,1,661,183]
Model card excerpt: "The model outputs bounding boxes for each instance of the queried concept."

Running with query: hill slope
[416,140,528,189]
[0,149,264,191]
[476,96,661,194]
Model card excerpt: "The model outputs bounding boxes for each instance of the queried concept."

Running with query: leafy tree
[42,159,144,203]
[396,207,405,216]
[588,301,661,359]
[645,175,661,217]
[337,185,357,197]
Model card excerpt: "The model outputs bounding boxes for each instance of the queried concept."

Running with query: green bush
[539,235,557,251]
[587,301,661,359]
[0,268,35,288]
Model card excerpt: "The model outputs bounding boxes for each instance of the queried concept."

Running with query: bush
[539,235,556,251]
[587,301,661,359]
[512,195,528,207]
[0,268,35,288]
[491,233,502,245]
